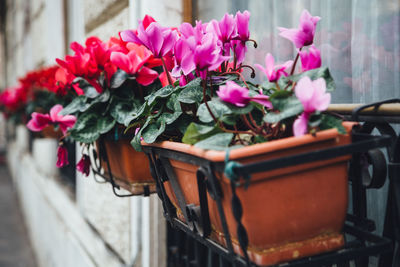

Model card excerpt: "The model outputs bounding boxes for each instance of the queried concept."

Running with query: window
[195,0,400,104]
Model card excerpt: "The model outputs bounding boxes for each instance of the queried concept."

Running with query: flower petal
[136,67,159,86]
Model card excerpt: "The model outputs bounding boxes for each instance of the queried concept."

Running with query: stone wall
[2,0,184,266]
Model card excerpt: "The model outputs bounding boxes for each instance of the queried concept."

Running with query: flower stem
[275,82,281,91]
[290,47,302,76]
[248,39,258,48]
[161,57,174,87]
[202,76,218,124]
[237,64,256,78]
[241,114,260,134]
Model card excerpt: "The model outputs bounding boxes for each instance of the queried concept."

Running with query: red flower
[110,43,159,86]
[76,154,91,176]
[56,145,69,168]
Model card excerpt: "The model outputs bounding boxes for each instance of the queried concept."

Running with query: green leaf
[260,80,277,91]
[197,99,232,123]
[95,90,111,103]
[146,85,176,106]
[130,118,151,151]
[269,89,292,99]
[177,78,203,104]
[194,133,233,150]
[110,96,140,126]
[158,111,182,125]
[59,96,89,115]
[82,84,100,98]
[288,67,336,92]
[166,93,182,112]
[142,120,166,144]
[319,114,346,134]
[264,96,303,123]
[182,122,221,145]
[70,113,115,143]
[229,102,254,115]
[131,102,149,121]
[110,69,130,89]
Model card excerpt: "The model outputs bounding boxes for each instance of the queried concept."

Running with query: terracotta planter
[142,122,355,266]
[96,138,156,195]
[32,125,63,139]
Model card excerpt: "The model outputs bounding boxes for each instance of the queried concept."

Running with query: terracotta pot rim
[141,122,356,162]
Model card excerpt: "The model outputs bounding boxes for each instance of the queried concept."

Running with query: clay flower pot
[34,125,63,139]
[142,122,355,266]
[96,138,156,195]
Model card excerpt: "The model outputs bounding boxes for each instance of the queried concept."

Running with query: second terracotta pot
[97,138,155,194]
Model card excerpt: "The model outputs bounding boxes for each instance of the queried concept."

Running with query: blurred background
[0,0,398,266]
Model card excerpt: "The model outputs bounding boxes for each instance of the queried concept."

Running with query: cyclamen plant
[54,20,171,174]
[125,9,344,150]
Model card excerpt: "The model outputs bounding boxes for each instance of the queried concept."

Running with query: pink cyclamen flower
[171,39,195,77]
[217,81,251,107]
[110,50,159,86]
[207,13,236,55]
[26,112,52,132]
[235,10,250,42]
[26,104,76,135]
[255,53,293,82]
[76,154,91,176]
[120,21,178,58]
[293,76,331,136]
[49,105,77,135]
[56,145,69,168]
[278,9,321,48]
[217,81,272,108]
[299,45,321,71]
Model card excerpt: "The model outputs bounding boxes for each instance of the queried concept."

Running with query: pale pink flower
[278,9,320,48]
[255,53,293,82]
[293,76,331,136]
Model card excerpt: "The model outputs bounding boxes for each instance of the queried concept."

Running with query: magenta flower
[293,76,331,136]
[76,154,91,176]
[217,81,251,107]
[299,45,321,71]
[278,9,320,48]
[179,21,207,44]
[235,10,250,42]
[176,29,229,79]
[207,13,236,55]
[120,21,178,58]
[251,94,273,109]
[171,39,195,77]
[56,145,69,168]
[26,112,51,132]
[255,53,293,82]
[217,81,272,108]
[26,104,77,135]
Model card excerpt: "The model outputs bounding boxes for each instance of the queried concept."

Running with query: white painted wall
[5,0,184,266]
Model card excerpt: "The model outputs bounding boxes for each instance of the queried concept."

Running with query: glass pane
[197,0,400,104]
